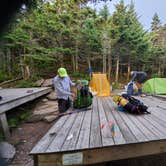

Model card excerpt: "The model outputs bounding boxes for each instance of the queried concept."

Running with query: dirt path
[9,121,53,166]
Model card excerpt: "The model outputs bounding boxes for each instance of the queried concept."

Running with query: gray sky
[89,0,166,31]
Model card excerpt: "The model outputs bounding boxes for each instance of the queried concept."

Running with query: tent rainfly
[90,73,110,97]
[142,78,166,95]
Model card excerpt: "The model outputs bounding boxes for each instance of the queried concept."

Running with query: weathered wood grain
[75,107,92,150]
[61,112,85,151]
[89,97,102,148]
[31,114,70,154]
[97,97,114,146]
[46,113,77,152]
[105,97,136,144]
[102,97,126,145]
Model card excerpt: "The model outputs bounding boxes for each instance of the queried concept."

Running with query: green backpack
[73,80,93,109]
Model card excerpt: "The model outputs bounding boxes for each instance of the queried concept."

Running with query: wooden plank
[0,113,10,139]
[0,87,52,114]
[141,114,166,138]
[107,97,148,142]
[150,108,166,124]
[61,112,85,151]
[46,113,77,153]
[126,113,158,141]
[102,97,126,145]
[97,97,114,146]
[75,107,92,150]
[136,115,166,139]
[0,88,51,104]
[145,107,166,130]
[115,109,148,142]
[37,140,166,165]
[89,96,102,148]
[108,96,159,141]
[30,114,70,154]
[137,96,166,108]
[105,97,136,144]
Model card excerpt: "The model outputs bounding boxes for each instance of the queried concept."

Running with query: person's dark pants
[58,98,71,113]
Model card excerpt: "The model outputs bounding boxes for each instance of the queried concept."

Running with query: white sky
[88,0,166,31]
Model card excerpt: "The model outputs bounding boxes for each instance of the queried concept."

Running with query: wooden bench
[30,95,166,165]
[0,87,52,139]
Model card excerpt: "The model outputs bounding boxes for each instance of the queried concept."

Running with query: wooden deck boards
[0,87,52,139]
[0,87,52,113]
[30,95,166,165]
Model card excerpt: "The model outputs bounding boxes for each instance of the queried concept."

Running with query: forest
[0,0,166,86]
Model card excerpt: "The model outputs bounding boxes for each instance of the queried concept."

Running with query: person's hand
[71,93,76,99]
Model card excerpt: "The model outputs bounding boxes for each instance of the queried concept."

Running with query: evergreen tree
[151,13,161,31]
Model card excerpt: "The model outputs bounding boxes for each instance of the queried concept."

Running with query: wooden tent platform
[0,87,52,139]
[30,95,166,166]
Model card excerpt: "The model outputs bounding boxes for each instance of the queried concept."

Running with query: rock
[42,98,48,102]
[43,115,59,122]
[46,91,57,100]
[33,106,58,115]
[42,78,53,87]
[35,79,45,87]
[0,142,16,161]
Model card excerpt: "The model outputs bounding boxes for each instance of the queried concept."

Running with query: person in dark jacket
[130,71,147,94]
[131,71,147,83]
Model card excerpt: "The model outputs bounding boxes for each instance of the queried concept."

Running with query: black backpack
[122,94,150,114]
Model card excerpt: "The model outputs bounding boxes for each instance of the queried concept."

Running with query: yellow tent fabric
[90,73,110,96]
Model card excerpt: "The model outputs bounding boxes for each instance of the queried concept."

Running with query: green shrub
[72,72,90,81]
[112,82,120,90]
[8,111,30,128]
[15,79,39,88]
[0,70,11,82]
[0,132,5,141]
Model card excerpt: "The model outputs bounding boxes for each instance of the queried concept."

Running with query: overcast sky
[89,0,166,31]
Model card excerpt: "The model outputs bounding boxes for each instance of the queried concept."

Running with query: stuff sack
[122,94,150,114]
[73,85,93,109]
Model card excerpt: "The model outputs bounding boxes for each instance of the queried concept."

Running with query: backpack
[121,94,150,114]
[73,84,93,109]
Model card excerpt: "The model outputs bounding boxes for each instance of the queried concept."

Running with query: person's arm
[131,72,137,81]
[69,77,76,87]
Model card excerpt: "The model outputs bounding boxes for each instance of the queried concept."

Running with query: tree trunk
[72,54,75,73]
[20,56,25,79]
[107,42,111,82]
[127,62,131,82]
[115,56,119,84]
[25,65,30,80]
[158,61,161,76]
[102,33,107,73]
[75,40,79,72]
[6,49,11,75]
[87,54,91,70]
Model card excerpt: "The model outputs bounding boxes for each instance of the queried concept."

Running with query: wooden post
[0,113,10,139]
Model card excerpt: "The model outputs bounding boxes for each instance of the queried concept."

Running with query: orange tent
[89,73,110,96]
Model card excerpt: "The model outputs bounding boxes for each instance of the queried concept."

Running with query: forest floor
[5,94,57,166]
[8,121,53,166]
